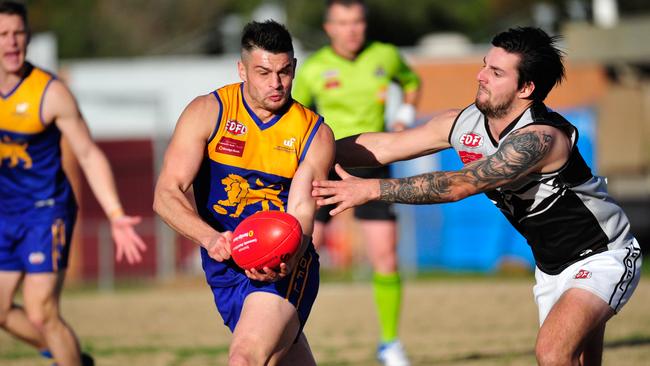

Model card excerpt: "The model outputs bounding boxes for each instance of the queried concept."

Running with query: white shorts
[533,241,642,325]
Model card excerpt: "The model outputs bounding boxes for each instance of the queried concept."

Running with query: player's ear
[237,60,246,82]
[323,20,334,39]
[518,81,535,99]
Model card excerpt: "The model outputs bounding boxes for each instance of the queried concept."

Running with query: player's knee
[536,351,570,366]
[228,350,260,366]
[229,340,264,366]
[25,306,59,333]
[25,310,47,332]
[535,339,573,366]
[228,353,252,366]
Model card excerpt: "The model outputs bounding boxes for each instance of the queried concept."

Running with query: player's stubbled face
[240,48,296,113]
[0,14,27,74]
[475,47,521,119]
[325,3,366,55]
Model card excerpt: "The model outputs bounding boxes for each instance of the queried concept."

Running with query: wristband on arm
[108,206,125,221]
[389,103,416,129]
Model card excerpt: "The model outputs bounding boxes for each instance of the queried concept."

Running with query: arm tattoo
[379,129,553,204]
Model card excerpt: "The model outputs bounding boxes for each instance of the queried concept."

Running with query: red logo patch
[459,151,483,164]
[216,137,245,157]
[574,269,592,279]
[325,79,340,89]
[460,133,484,148]
[225,120,247,136]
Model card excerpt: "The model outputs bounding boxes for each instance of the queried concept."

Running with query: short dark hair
[0,1,28,29]
[241,20,293,55]
[327,0,366,8]
[491,27,565,102]
[325,0,367,20]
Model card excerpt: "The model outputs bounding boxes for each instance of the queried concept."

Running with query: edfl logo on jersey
[574,269,592,279]
[460,132,484,148]
[225,120,247,136]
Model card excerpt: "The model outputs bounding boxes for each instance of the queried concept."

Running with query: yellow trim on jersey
[0,66,54,134]
[51,218,65,272]
[295,253,314,307]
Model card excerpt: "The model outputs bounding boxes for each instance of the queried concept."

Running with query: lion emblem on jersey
[0,136,32,169]
[213,174,284,218]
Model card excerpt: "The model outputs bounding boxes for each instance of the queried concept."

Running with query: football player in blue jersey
[154,20,334,365]
[0,2,146,365]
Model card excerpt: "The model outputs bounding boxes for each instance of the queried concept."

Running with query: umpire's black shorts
[315,166,397,223]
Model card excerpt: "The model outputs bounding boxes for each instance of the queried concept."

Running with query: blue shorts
[0,213,76,273]
[209,245,320,334]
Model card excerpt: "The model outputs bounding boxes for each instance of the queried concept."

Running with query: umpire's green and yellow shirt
[293,41,420,140]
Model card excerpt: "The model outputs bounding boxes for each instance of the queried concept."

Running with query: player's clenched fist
[206,232,233,262]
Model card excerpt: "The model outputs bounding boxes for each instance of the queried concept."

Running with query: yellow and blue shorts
[207,244,319,336]
[0,212,76,273]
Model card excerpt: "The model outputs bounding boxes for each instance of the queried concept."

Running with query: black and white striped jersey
[448,102,636,275]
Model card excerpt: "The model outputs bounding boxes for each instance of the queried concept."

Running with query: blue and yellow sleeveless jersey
[0,63,76,221]
[193,82,323,287]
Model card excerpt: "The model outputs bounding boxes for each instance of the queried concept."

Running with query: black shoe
[81,352,95,366]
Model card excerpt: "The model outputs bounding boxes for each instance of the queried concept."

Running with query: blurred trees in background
[23,0,650,58]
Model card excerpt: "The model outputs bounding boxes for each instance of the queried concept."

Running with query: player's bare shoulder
[40,78,81,125]
[301,121,334,175]
[182,93,220,121]
[512,123,571,173]
[412,108,460,151]
[314,122,335,158]
[429,108,461,127]
[316,121,335,144]
[174,93,221,138]
[310,121,335,161]
[419,108,461,136]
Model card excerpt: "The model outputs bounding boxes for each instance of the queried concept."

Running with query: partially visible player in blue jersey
[0,2,147,365]
[154,20,334,365]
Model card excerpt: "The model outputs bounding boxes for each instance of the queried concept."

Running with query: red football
[230,211,302,271]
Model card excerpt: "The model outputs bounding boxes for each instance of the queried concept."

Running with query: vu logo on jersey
[0,136,32,169]
[14,102,29,115]
[213,174,285,218]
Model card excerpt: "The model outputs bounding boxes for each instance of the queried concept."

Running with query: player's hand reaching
[206,231,233,262]
[110,215,147,264]
[312,163,380,216]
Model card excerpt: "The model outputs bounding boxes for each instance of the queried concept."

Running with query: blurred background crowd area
[22,0,650,286]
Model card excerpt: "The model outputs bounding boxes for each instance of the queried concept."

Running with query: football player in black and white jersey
[312,27,642,366]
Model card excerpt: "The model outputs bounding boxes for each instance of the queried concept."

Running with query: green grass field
[1,273,649,365]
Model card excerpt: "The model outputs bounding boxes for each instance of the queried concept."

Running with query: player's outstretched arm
[315,126,562,216]
[246,122,335,282]
[44,80,146,264]
[336,109,459,167]
[153,95,232,262]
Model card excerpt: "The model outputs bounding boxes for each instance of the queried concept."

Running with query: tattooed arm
[379,127,555,203]
[313,125,569,215]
